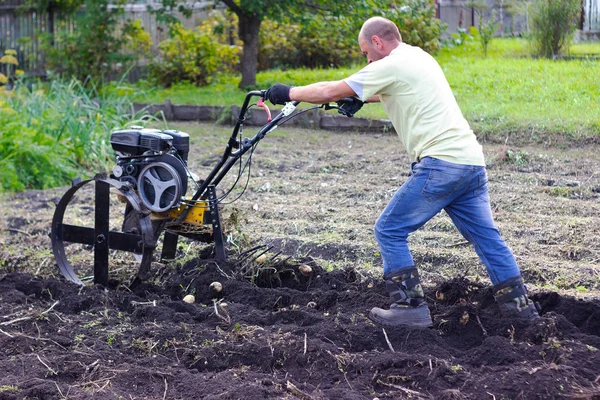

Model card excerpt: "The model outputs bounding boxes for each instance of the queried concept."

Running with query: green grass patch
[129,38,600,142]
[570,41,600,55]
[436,38,600,141]
[130,67,360,107]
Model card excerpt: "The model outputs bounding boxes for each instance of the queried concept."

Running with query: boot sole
[368,310,433,328]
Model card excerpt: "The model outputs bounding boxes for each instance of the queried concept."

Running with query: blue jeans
[374,157,521,285]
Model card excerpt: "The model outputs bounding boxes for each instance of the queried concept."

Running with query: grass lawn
[129,38,600,142]
[436,38,600,141]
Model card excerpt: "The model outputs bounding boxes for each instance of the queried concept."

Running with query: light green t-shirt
[344,43,485,166]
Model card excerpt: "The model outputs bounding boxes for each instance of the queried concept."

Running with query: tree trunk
[237,14,261,89]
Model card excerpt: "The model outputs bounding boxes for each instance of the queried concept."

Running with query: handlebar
[249,90,364,120]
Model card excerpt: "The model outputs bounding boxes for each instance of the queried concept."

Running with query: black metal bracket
[161,231,179,261]
[207,185,227,260]
[94,178,110,286]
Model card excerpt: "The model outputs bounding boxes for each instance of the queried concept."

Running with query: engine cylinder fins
[137,162,183,212]
[50,175,157,287]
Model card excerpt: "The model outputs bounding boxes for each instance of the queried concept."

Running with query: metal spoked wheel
[50,175,157,287]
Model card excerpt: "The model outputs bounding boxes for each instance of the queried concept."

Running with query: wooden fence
[0,2,58,76]
[437,0,528,36]
[438,0,600,36]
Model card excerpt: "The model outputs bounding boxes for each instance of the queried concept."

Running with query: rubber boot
[369,267,433,328]
[493,276,540,320]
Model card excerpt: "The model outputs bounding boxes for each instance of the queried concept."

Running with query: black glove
[264,83,292,105]
[336,97,364,117]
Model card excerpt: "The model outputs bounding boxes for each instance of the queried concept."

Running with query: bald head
[359,17,402,44]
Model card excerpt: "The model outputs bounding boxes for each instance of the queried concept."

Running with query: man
[264,16,539,328]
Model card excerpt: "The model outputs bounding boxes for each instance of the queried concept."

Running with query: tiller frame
[50,90,360,287]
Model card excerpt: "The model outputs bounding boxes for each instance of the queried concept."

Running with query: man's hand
[264,84,292,105]
[336,97,364,117]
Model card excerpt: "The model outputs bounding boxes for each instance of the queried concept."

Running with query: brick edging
[133,101,394,134]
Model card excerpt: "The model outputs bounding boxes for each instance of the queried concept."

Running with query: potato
[183,294,195,304]
[298,264,313,276]
[209,281,223,293]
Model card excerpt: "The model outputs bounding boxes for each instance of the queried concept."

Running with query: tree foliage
[18,0,83,14]
[381,0,446,53]
[28,0,443,88]
[257,15,362,70]
[218,0,356,88]
[256,1,444,71]
[153,0,443,88]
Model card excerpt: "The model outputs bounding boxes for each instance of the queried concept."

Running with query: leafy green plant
[530,0,580,58]
[476,10,501,57]
[107,334,116,345]
[258,15,361,70]
[505,149,530,165]
[259,0,444,70]
[0,77,154,192]
[148,18,240,87]
[204,0,443,73]
[446,28,474,47]
[0,98,76,191]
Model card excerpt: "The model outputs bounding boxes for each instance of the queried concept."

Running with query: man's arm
[289,81,356,104]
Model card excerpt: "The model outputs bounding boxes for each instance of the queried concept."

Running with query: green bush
[190,1,444,73]
[258,16,362,70]
[476,10,501,57]
[530,0,580,58]
[0,78,153,192]
[257,1,444,70]
[148,19,241,87]
[0,117,77,191]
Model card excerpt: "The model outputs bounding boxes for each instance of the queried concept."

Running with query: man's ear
[371,35,383,49]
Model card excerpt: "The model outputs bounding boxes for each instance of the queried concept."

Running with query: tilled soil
[1,263,599,400]
[1,122,600,399]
